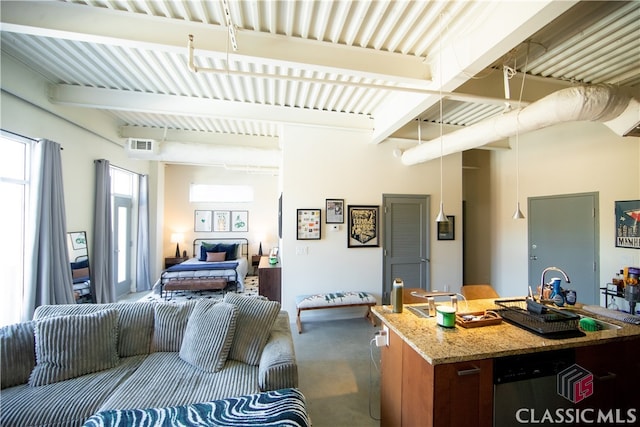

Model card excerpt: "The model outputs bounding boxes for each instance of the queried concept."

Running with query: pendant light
[436,14,448,224]
[512,45,529,220]
[512,111,525,219]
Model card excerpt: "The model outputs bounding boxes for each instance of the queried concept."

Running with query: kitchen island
[372,298,640,427]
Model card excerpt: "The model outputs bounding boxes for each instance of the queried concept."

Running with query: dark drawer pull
[457,366,481,376]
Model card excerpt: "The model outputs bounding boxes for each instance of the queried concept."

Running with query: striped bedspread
[83,388,310,427]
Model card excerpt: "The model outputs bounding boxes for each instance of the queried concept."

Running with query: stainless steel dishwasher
[493,348,575,426]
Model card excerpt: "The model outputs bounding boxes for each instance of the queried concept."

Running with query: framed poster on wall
[194,210,212,232]
[347,205,379,247]
[231,211,249,232]
[437,215,455,240]
[213,210,231,232]
[326,198,344,223]
[615,200,640,249]
[297,209,321,240]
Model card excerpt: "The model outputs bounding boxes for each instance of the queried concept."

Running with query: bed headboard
[193,238,249,261]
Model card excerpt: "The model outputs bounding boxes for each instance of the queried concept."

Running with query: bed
[154,238,249,299]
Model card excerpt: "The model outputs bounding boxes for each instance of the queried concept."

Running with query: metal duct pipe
[400,84,637,166]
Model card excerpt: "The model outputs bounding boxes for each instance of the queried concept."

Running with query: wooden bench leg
[296,308,303,334]
[365,305,376,326]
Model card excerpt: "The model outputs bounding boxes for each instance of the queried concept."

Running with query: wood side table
[165,256,188,269]
[258,256,281,302]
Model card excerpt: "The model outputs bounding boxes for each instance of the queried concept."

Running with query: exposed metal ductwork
[400,85,640,166]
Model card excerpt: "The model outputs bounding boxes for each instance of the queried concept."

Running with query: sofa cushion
[33,302,155,357]
[224,293,281,366]
[180,300,237,372]
[97,353,259,412]
[29,309,120,386]
[1,321,35,389]
[1,355,146,427]
[152,300,197,352]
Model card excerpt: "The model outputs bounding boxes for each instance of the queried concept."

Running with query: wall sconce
[170,232,184,258]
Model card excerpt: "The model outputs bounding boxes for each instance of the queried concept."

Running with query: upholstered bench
[295,291,377,333]
[162,278,228,300]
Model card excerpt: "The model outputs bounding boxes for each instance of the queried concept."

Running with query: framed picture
[231,210,249,232]
[437,215,455,240]
[348,205,379,247]
[213,210,231,232]
[615,200,640,249]
[194,210,212,232]
[69,231,87,250]
[297,209,321,240]
[326,198,344,223]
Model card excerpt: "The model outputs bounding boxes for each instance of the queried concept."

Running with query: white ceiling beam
[369,0,578,145]
[49,84,373,132]
[1,0,430,87]
[120,125,279,149]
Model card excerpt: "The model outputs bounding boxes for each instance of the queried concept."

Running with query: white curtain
[23,139,75,321]
[136,174,152,291]
[92,159,116,303]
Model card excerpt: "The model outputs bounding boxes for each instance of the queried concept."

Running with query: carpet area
[137,276,259,303]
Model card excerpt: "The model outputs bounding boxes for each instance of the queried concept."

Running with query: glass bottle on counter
[392,278,404,313]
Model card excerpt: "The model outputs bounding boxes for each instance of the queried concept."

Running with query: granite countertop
[371,298,640,366]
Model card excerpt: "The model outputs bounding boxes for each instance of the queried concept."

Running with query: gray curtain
[92,159,116,303]
[136,174,152,291]
[23,139,75,321]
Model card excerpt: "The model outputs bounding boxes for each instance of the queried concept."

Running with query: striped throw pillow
[224,293,281,366]
[179,300,238,372]
[29,309,119,386]
[152,300,198,352]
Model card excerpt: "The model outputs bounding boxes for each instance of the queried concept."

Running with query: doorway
[382,194,431,304]
[528,193,599,305]
[114,195,132,297]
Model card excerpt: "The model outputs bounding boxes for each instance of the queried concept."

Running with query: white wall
[279,124,463,318]
[491,121,640,310]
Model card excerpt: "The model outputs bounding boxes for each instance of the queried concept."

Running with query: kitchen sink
[578,314,622,330]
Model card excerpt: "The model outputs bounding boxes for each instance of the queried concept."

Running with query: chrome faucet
[539,267,571,300]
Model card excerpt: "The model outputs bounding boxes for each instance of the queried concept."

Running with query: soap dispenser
[549,278,565,307]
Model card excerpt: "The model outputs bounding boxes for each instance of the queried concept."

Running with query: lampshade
[170,233,184,244]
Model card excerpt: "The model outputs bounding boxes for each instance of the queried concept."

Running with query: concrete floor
[292,317,381,427]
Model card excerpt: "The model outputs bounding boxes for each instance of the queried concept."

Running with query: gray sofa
[0,294,298,427]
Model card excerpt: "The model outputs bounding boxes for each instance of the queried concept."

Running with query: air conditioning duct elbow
[400,84,638,166]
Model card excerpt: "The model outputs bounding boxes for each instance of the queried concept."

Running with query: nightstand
[165,256,188,269]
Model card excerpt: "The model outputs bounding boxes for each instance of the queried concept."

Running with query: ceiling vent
[126,138,158,154]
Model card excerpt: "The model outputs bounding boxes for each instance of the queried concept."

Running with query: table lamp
[170,233,184,258]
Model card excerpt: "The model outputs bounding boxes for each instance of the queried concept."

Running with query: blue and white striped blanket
[83,388,310,427]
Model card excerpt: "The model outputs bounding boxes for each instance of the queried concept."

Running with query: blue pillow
[217,243,238,261]
[199,243,219,261]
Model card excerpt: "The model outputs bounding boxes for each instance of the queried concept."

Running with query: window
[0,133,30,326]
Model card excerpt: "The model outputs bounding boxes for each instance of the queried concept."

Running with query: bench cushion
[296,292,376,309]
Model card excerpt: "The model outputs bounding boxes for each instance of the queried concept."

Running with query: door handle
[421,258,430,263]
[530,256,538,260]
